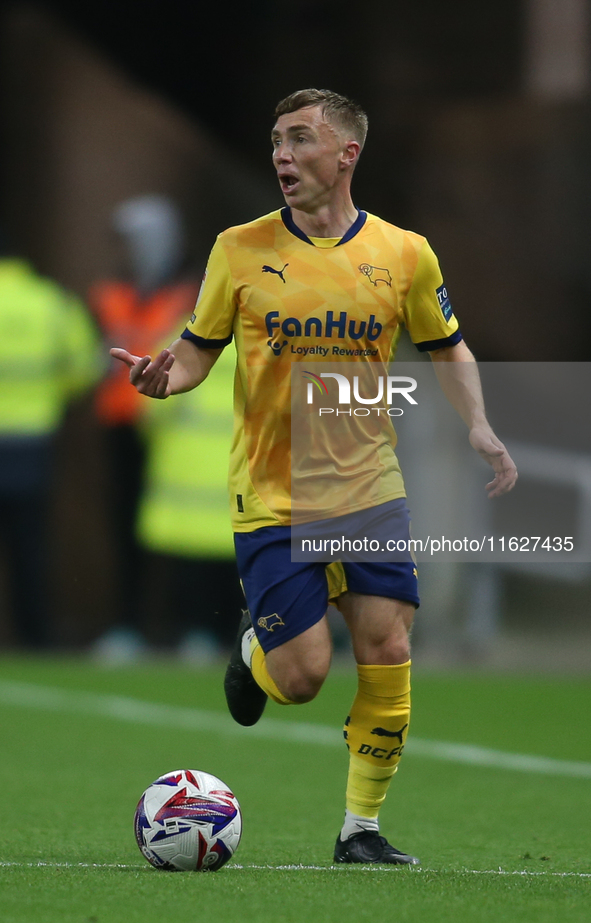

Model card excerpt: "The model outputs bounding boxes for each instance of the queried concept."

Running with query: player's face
[271,106,347,211]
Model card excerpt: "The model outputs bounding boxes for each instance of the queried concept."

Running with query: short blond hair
[274,89,368,151]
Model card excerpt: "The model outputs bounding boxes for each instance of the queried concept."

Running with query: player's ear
[340,140,361,170]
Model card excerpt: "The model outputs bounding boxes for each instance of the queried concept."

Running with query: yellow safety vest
[0,259,101,435]
[136,344,236,557]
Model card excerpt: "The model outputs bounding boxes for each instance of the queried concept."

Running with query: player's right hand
[110,347,175,399]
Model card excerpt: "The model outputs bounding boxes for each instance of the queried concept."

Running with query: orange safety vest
[91,280,200,425]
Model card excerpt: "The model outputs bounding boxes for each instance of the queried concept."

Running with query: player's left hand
[469,427,518,498]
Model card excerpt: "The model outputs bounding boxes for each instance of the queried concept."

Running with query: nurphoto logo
[302,370,418,417]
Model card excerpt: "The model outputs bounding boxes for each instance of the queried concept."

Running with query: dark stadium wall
[0,5,277,296]
[413,97,591,361]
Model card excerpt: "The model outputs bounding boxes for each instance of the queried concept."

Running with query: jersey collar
[280,207,367,246]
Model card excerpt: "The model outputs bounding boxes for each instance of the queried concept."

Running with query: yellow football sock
[250,639,295,705]
[344,661,411,817]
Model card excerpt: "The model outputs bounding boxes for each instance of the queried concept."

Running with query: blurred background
[0,0,589,668]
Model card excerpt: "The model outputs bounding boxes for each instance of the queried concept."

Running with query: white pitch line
[0,861,590,879]
[0,862,145,870]
[230,865,591,879]
[0,679,590,779]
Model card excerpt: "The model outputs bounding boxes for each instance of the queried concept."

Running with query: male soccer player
[112,89,517,865]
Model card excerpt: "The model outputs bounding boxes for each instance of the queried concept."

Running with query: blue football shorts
[234,499,419,653]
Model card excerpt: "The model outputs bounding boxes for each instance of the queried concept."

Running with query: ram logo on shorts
[257,613,285,632]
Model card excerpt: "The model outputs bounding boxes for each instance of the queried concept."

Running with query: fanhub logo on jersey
[303,370,418,417]
[265,310,381,357]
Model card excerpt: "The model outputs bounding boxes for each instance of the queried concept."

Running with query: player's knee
[358,636,411,666]
[393,643,411,664]
[279,664,328,703]
[266,619,332,703]
[382,638,411,664]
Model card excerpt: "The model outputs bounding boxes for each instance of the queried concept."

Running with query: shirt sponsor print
[436,283,453,322]
[265,310,382,357]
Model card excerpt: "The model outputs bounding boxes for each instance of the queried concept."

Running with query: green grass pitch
[0,656,590,923]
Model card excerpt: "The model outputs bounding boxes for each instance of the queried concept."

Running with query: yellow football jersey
[183,208,460,532]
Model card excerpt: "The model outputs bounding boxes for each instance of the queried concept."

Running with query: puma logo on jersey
[257,613,285,632]
[262,263,289,283]
[358,263,392,287]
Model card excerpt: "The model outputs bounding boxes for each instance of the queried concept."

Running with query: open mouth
[279,173,299,194]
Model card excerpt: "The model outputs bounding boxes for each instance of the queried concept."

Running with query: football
[134,769,242,871]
